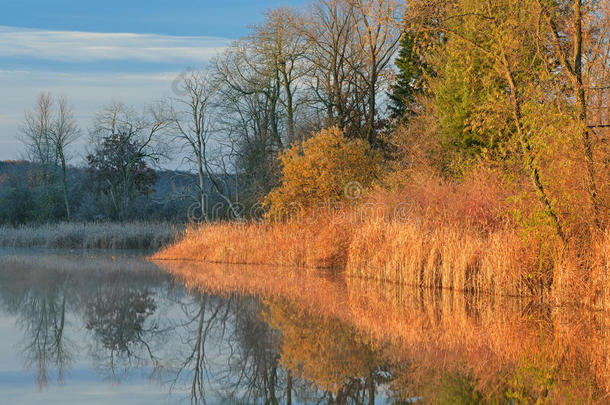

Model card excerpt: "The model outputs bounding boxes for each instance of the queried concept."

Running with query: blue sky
[0,0,307,162]
[1,0,306,37]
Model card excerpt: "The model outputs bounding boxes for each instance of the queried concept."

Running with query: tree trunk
[367,70,377,145]
[504,64,565,241]
[573,0,601,228]
[57,147,70,219]
[282,70,295,144]
[368,372,375,405]
[286,371,293,405]
[197,152,209,222]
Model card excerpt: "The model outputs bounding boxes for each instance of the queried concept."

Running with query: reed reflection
[160,260,610,404]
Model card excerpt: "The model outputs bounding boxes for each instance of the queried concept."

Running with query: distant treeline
[0,160,236,224]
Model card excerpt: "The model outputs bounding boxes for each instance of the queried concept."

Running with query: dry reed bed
[156,260,610,402]
[153,218,609,306]
[346,220,537,296]
[153,218,352,268]
[0,221,181,249]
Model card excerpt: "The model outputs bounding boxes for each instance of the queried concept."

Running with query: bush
[265,127,382,219]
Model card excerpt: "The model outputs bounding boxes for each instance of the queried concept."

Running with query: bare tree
[20,93,56,184]
[50,97,80,219]
[168,70,241,220]
[168,70,216,221]
[252,7,311,144]
[20,92,80,219]
[216,40,285,150]
[213,43,285,206]
[302,0,361,132]
[88,102,169,220]
[350,0,402,144]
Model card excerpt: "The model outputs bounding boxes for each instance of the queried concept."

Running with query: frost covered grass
[0,221,181,250]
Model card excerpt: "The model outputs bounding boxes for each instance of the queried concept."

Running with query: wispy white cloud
[0,26,230,63]
[0,70,184,162]
[0,26,231,163]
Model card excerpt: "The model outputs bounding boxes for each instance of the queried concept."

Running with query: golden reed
[153,216,609,309]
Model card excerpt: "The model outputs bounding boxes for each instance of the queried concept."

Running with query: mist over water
[0,250,395,404]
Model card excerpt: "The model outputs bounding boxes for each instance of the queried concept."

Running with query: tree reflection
[221,297,285,404]
[164,291,306,405]
[84,284,159,380]
[19,277,71,389]
[264,298,391,405]
[0,254,172,387]
[0,266,73,389]
[166,291,232,404]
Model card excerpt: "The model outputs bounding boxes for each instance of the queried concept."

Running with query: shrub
[265,127,382,220]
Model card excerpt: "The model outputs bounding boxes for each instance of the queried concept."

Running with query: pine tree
[388,31,430,122]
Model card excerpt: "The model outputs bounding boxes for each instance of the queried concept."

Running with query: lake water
[0,249,607,404]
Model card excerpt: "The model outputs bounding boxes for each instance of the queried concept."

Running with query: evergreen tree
[388,31,431,122]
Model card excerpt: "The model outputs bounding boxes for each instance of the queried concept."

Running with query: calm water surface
[0,249,397,404]
[0,249,607,404]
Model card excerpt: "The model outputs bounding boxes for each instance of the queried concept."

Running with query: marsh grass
[0,222,181,250]
[153,217,352,268]
[153,216,609,308]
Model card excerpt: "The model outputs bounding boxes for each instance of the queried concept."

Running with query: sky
[0,0,307,164]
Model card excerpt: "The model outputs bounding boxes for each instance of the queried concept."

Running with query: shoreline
[153,218,610,311]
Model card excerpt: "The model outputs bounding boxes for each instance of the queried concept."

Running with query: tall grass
[153,218,609,307]
[0,221,181,250]
[153,217,352,268]
[346,219,562,296]
[153,170,609,308]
